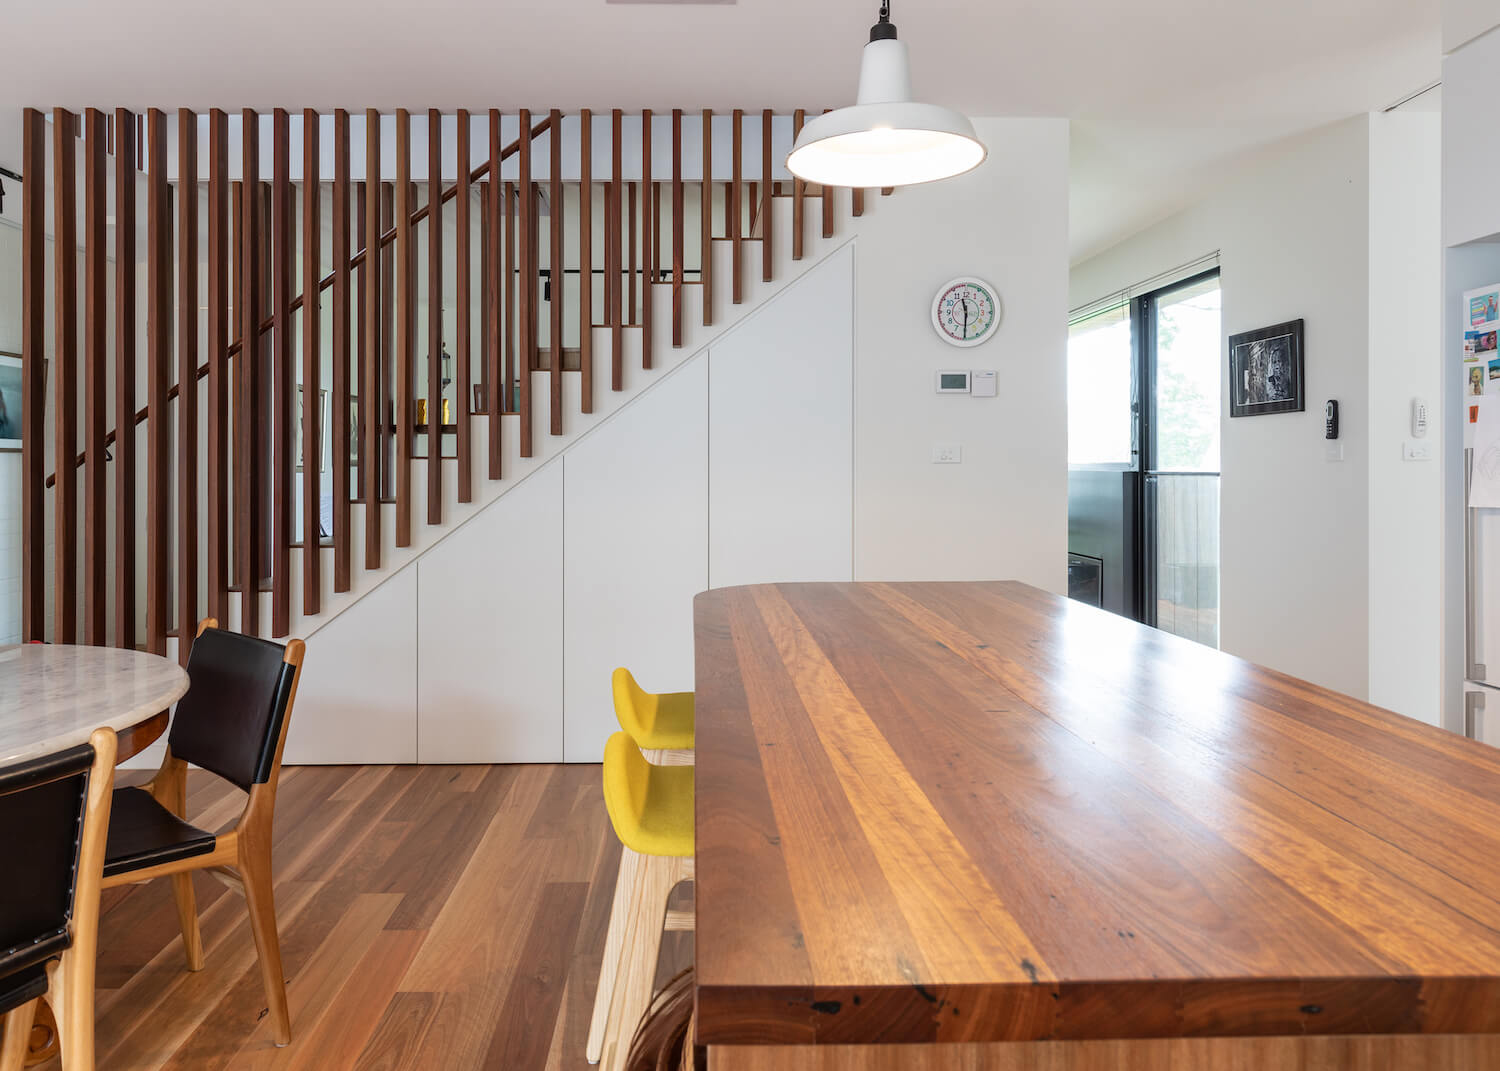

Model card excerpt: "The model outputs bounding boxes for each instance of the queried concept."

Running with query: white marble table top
[0,644,190,766]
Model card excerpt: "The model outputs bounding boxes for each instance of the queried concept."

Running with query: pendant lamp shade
[786,9,986,188]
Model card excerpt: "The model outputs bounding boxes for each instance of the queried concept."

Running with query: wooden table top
[0,644,188,765]
[692,582,1500,1046]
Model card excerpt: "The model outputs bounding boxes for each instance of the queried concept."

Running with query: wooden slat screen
[731,109,743,305]
[427,109,444,524]
[761,110,774,283]
[52,108,79,645]
[792,109,806,262]
[394,109,414,546]
[549,110,564,435]
[701,109,713,328]
[206,110,230,623]
[486,111,503,476]
[455,109,473,500]
[671,110,684,349]
[641,109,653,368]
[113,109,137,647]
[331,111,352,591]
[362,112,383,569]
[610,110,623,391]
[517,109,534,457]
[270,110,293,637]
[20,110,45,641]
[579,109,593,414]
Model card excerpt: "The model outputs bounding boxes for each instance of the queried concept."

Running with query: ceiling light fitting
[786,0,986,188]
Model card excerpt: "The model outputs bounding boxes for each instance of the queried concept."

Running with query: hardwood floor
[46,763,690,1070]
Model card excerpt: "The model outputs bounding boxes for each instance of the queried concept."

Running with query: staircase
[18,107,879,666]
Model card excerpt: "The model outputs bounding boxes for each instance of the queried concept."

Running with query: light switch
[1325,442,1344,462]
[1403,441,1432,461]
[932,443,962,464]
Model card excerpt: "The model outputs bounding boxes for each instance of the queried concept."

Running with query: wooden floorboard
[47,763,687,1070]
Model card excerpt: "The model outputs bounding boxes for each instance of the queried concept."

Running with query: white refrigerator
[1461,283,1500,743]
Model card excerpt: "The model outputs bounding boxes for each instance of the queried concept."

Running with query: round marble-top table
[0,643,190,766]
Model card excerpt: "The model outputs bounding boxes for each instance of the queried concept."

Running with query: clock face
[932,278,1001,348]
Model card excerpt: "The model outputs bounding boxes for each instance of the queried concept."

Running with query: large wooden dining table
[692,582,1500,1069]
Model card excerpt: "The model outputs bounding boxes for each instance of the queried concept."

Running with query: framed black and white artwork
[1229,319,1304,418]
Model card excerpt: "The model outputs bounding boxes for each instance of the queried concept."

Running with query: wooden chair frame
[99,618,305,1047]
[0,726,116,1071]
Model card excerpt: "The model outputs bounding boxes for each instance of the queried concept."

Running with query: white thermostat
[935,370,997,396]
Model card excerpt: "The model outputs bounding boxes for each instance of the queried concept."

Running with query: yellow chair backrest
[602,731,694,858]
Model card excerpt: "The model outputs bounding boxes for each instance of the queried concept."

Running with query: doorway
[1067,270,1222,647]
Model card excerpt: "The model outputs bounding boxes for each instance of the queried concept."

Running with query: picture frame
[0,352,23,451]
[1228,319,1304,418]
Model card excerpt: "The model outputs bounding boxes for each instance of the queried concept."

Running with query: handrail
[45,113,552,489]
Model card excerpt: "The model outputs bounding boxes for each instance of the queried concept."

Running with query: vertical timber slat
[176,109,199,657]
[455,109,473,501]
[641,109,653,368]
[238,109,261,634]
[83,110,107,645]
[52,109,78,646]
[20,110,44,641]
[579,109,593,413]
[427,109,443,524]
[792,109,806,262]
[822,109,834,239]
[611,110,623,391]
[517,109,533,458]
[362,112,382,569]
[114,110,138,648]
[331,111,352,591]
[271,109,292,637]
[548,110,563,436]
[145,109,169,653]
[206,110,230,624]
[486,111,503,476]
[395,109,414,545]
[701,109,713,327]
[761,109,774,282]
[671,110,683,348]
[301,109,322,614]
[731,108,743,304]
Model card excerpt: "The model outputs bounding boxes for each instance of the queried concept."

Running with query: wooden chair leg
[0,998,37,1071]
[602,855,692,1071]
[587,846,644,1064]
[239,841,290,1045]
[171,873,204,971]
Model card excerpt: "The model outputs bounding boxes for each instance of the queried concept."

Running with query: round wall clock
[931,277,1001,347]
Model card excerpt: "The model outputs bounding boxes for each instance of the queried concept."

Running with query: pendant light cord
[871,0,896,40]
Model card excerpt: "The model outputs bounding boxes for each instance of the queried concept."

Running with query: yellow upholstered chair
[611,668,694,760]
[587,732,694,1071]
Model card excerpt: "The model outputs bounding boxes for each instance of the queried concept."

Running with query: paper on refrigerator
[1471,398,1500,508]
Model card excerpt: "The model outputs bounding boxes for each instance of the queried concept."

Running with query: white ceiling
[2,0,1442,262]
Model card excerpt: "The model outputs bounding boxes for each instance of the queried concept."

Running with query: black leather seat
[0,740,100,1066]
[102,787,217,878]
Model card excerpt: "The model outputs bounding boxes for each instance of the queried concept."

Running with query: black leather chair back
[168,628,298,793]
[0,742,94,979]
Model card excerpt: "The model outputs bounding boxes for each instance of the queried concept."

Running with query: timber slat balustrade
[427,109,444,524]
[641,109,653,368]
[303,108,323,614]
[177,108,200,657]
[518,109,534,458]
[822,109,834,239]
[549,110,564,436]
[701,109,713,328]
[22,107,881,646]
[21,110,45,642]
[331,110,352,590]
[792,109,806,262]
[761,110,773,283]
[271,109,293,637]
[485,111,503,477]
[395,109,414,546]
[146,109,170,654]
[238,109,261,635]
[113,109,136,648]
[83,109,107,646]
[579,109,593,414]
[455,109,473,500]
[611,110,623,391]
[53,108,78,645]
[731,109,743,305]
[672,109,684,349]
[207,110,230,623]
[853,186,865,217]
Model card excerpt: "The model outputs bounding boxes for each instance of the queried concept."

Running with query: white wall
[1071,117,1378,699]
[1368,110,1444,724]
[1443,30,1500,248]
[1444,0,1499,54]
[856,119,1069,589]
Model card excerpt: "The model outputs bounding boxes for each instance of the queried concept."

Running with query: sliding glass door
[1066,270,1221,647]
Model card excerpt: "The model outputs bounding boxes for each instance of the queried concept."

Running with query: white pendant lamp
[786,1,986,188]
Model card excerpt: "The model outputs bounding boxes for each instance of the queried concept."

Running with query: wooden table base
[708,1037,1500,1070]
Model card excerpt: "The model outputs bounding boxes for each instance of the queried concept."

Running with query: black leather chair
[0,727,116,1071]
[100,619,306,1047]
